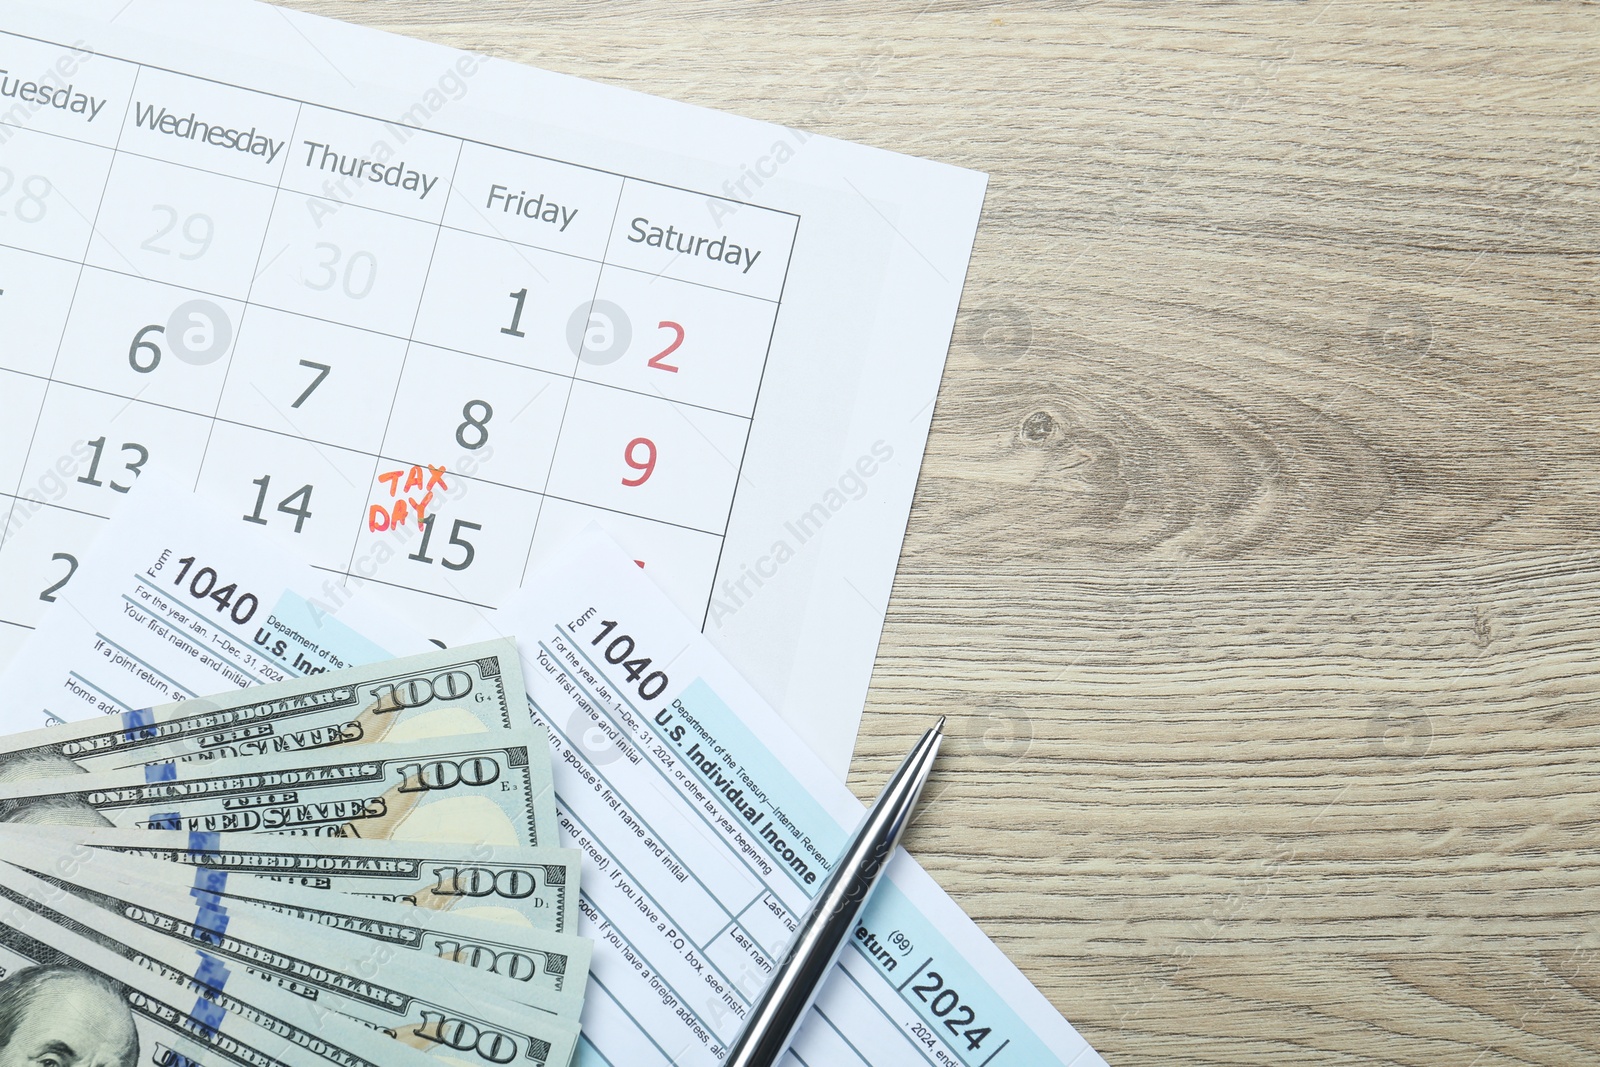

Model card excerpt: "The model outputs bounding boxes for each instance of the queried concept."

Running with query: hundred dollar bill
[0,639,533,783]
[0,730,558,847]
[50,828,581,934]
[0,827,590,1010]
[0,859,448,1067]
[8,846,583,1067]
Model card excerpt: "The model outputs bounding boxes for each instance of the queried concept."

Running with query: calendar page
[0,0,986,775]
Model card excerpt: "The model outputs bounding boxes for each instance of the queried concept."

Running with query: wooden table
[294,3,1600,1062]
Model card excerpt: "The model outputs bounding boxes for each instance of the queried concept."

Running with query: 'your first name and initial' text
[11,80,771,275]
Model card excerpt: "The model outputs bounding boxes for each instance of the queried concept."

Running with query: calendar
[0,0,986,774]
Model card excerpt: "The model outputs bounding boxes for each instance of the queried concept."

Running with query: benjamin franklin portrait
[0,965,138,1067]
[0,752,107,828]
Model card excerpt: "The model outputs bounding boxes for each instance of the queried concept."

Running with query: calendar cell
[0,124,113,260]
[606,179,796,302]
[0,245,81,378]
[446,141,622,263]
[17,385,212,518]
[0,370,47,493]
[280,105,457,225]
[527,497,722,623]
[411,226,601,376]
[87,152,278,300]
[215,307,407,455]
[118,66,298,183]
[53,267,242,414]
[0,498,105,634]
[577,265,778,418]
[380,343,570,494]
[544,381,750,534]
[0,32,136,149]
[337,580,485,655]
[250,195,440,337]
[0,620,26,670]
[350,474,540,607]
[193,422,372,572]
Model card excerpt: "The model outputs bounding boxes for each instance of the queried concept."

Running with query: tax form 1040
[474,533,1106,1067]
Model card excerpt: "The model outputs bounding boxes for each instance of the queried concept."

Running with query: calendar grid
[0,421,736,538]
[699,229,802,627]
[0,58,140,600]
[0,493,106,524]
[3,181,789,307]
[17,128,798,311]
[0,27,802,222]
[1,236,779,337]
[309,565,494,612]
[3,302,768,428]
[189,101,307,494]
[518,181,628,585]
[0,362,761,478]
[347,137,467,577]
[1,25,800,638]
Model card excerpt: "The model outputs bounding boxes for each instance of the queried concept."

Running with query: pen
[724,716,946,1066]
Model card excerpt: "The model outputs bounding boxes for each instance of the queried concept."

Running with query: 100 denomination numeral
[396,757,501,792]
[430,866,547,900]
[369,669,476,710]
[431,940,551,983]
[415,1010,517,1064]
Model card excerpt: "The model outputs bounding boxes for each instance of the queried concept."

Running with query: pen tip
[934,715,946,733]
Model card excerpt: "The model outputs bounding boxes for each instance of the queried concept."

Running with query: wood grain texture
[281,2,1600,1062]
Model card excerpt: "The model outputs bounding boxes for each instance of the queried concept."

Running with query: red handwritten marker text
[369,464,448,531]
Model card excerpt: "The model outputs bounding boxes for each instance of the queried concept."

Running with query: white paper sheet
[0,480,430,730]
[0,482,1104,1066]
[0,0,987,775]
[468,531,1106,1067]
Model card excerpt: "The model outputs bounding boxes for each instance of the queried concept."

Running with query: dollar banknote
[9,845,583,1067]
[0,730,558,846]
[0,827,588,1014]
[44,828,581,934]
[0,858,451,1067]
[0,639,533,782]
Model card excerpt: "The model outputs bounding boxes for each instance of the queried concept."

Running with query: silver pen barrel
[723,716,946,1067]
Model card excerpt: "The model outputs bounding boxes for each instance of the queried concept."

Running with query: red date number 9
[622,437,657,487]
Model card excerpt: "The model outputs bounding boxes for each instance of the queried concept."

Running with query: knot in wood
[1020,410,1055,443]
